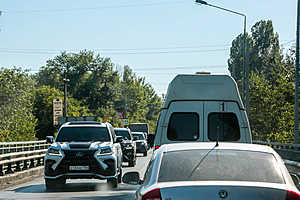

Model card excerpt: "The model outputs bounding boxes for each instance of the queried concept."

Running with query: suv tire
[45,177,66,190]
[107,177,118,188]
[129,160,134,167]
[118,168,122,183]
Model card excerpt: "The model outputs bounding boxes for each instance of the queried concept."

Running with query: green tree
[0,68,37,142]
[35,50,119,113]
[229,20,296,142]
[33,85,92,139]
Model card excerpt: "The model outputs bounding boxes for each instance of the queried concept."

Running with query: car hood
[50,141,111,150]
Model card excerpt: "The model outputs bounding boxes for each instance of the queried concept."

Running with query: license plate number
[69,166,89,171]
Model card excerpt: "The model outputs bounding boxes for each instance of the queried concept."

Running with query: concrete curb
[0,166,44,190]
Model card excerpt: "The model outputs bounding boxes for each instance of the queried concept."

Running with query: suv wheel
[45,177,66,190]
[107,178,118,188]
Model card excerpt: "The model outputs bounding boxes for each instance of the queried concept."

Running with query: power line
[2,1,185,14]
[0,44,230,52]
[281,39,296,46]
[0,48,229,55]
[133,65,227,71]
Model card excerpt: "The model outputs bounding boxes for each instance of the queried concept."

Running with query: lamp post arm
[204,3,246,17]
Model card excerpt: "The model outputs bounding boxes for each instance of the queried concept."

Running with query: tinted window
[132,133,145,140]
[115,130,132,140]
[56,127,111,142]
[167,113,199,141]
[158,150,284,184]
[208,113,240,141]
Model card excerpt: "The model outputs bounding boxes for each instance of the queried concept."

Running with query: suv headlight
[47,147,62,156]
[97,146,113,156]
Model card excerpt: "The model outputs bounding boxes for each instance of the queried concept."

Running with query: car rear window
[56,127,111,142]
[158,149,284,184]
[208,113,240,141]
[167,112,199,141]
[132,133,145,140]
[115,130,132,140]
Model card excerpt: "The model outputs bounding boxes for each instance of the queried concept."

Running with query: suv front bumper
[44,149,118,180]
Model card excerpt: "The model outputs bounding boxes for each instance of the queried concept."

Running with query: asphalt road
[0,151,152,200]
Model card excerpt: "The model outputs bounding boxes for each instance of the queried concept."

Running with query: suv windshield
[56,127,111,142]
[115,130,132,140]
[132,133,145,140]
[158,149,284,184]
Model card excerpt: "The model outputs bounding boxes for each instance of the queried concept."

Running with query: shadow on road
[13,182,138,194]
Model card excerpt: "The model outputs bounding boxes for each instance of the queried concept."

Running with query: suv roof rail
[67,121,102,125]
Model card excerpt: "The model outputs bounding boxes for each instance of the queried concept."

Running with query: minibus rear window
[208,112,240,141]
[167,112,199,141]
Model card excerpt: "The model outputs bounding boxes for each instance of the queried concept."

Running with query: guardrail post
[29,159,35,168]
[36,157,42,166]
[6,163,14,174]
[23,160,28,170]
[15,161,21,172]
[0,165,4,176]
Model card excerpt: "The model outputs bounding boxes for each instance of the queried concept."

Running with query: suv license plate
[69,166,89,171]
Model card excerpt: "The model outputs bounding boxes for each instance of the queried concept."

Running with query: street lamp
[195,0,249,112]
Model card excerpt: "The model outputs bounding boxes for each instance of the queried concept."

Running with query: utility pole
[295,0,300,144]
[63,72,69,118]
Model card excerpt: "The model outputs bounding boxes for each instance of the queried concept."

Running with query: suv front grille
[45,149,116,177]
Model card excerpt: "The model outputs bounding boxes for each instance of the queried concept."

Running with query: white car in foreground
[123,142,300,200]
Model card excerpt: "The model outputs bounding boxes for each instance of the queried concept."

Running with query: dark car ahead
[132,132,148,156]
[114,128,137,167]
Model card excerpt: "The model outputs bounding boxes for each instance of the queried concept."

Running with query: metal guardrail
[253,140,300,162]
[0,140,49,155]
[0,141,50,177]
[0,140,299,178]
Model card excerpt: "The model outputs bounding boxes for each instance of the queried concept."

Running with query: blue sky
[0,0,297,96]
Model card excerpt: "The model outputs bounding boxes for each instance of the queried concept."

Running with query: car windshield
[115,130,132,140]
[56,127,111,142]
[132,133,145,140]
[158,149,284,184]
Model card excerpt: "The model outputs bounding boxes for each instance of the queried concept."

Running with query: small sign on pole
[53,98,63,126]
[123,119,129,125]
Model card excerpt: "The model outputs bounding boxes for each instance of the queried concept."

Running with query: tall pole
[244,15,249,114]
[295,0,300,144]
[63,75,67,118]
[195,0,248,110]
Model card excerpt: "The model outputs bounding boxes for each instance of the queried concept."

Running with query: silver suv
[44,121,123,189]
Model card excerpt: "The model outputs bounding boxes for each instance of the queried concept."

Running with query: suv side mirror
[122,172,142,185]
[46,136,54,144]
[115,136,123,143]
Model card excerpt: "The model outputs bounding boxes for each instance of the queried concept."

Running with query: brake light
[154,145,160,150]
[142,188,162,200]
[286,190,300,200]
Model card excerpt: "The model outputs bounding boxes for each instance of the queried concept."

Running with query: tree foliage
[35,51,162,135]
[0,68,37,142]
[33,85,92,139]
[228,20,296,142]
